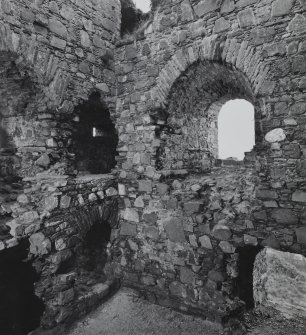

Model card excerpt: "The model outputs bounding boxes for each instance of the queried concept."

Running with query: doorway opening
[235,245,262,308]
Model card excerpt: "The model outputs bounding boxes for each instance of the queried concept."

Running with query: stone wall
[1,0,306,331]
[117,165,263,321]
[114,0,306,321]
[4,172,120,330]
[0,0,122,332]
[0,0,121,176]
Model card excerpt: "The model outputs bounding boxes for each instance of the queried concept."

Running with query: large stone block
[256,189,278,200]
[271,208,298,225]
[48,19,67,37]
[194,0,222,17]
[237,8,256,28]
[214,17,230,33]
[29,232,51,256]
[164,218,186,243]
[169,281,187,298]
[292,55,306,73]
[183,201,203,214]
[181,0,194,22]
[180,267,195,285]
[292,190,306,203]
[295,227,306,244]
[212,224,232,241]
[221,0,235,14]
[265,128,286,143]
[271,0,294,17]
[121,208,139,223]
[138,180,152,193]
[288,14,306,34]
[120,222,137,236]
[50,36,66,50]
[254,248,306,318]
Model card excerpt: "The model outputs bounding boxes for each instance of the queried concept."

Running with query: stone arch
[35,199,119,328]
[0,23,75,177]
[0,22,75,112]
[151,36,270,108]
[151,37,269,171]
[0,23,46,86]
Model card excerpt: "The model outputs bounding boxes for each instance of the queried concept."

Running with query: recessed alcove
[55,217,113,297]
[155,60,259,172]
[74,220,112,293]
[0,240,44,334]
[235,245,263,308]
[72,92,118,175]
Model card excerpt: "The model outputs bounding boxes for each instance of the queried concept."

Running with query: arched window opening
[218,99,255,161]
[156,60,257,172]
[0,240,44,334]
[73,92,118,175]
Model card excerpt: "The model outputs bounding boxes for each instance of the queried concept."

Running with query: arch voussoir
[153,37,270,107]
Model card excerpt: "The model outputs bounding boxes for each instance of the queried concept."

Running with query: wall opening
[120,0,148,36]
[218,100,255,161]
[134,0,151,13]
[0,240,44,334]
[235,245,262,308]
[72,92,118,174]
[74,220,111,293]
[155,60,257,172]
[55,219,112,297]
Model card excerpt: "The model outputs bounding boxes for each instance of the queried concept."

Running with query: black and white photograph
[0,0,306,334]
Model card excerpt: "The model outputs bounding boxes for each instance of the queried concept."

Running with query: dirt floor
[65,288,306,335]
[65,288,224,335]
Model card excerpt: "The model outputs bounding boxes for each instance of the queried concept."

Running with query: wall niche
[72,92,118,175]
[0,240,44,335]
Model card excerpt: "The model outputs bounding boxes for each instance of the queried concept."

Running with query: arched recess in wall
[154,60,260,171]
[72,92,119,174]
[151,38,269,171]
[0,239,44,334]
[49,201,118,312]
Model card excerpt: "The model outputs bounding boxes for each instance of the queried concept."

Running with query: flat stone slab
[254,248,306,318]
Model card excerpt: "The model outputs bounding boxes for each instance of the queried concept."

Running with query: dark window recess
[0,124,10,149]
[0,240,44,335]
[75,220,111,275]
[56,220,111,294]
[73,92,118,174]
[235,245,263,308]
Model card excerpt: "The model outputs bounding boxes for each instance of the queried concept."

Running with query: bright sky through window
[218,99,255,161]
[134,0,151,13]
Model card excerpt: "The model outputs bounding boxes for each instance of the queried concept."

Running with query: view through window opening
[218,99,255,161]
[134,0,151,13]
